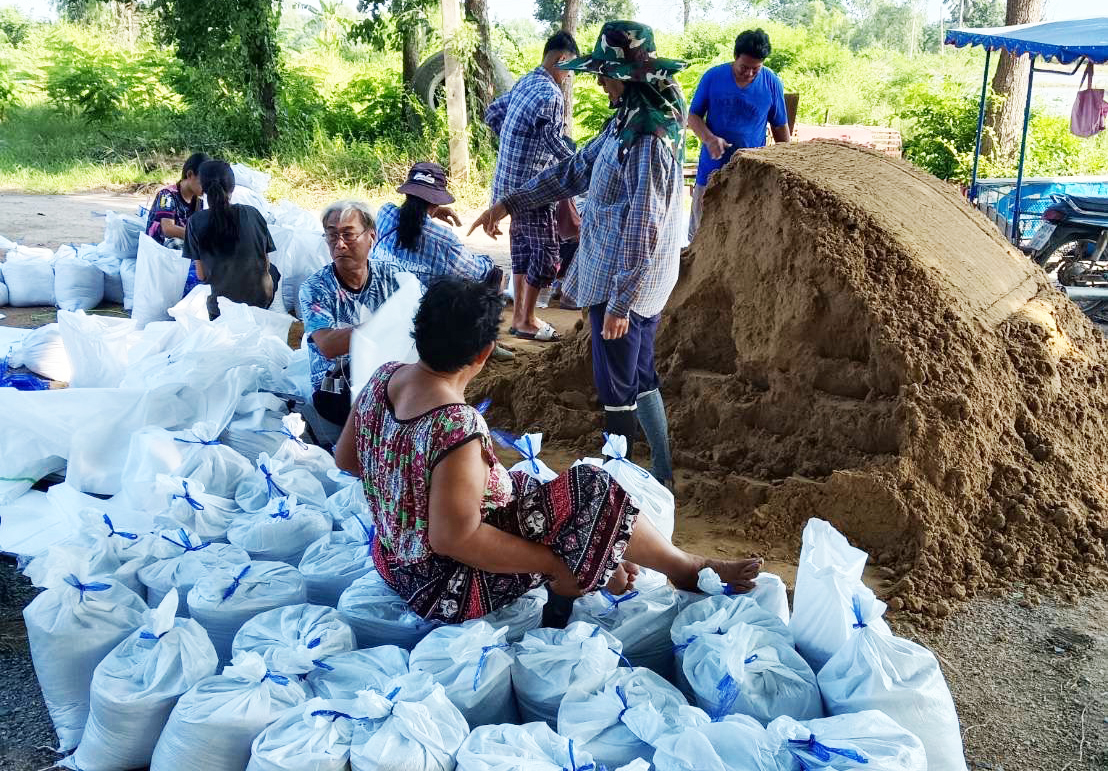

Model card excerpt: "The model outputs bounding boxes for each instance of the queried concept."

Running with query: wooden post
[441,0,470,180]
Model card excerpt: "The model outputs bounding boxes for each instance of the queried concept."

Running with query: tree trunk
[401,25,423,88]
[982,0,1044,158]
[464,0,496,116]
[242,0,281,153]
[683,0,691,29]
[560,0,580,132]
[442,0,470,179]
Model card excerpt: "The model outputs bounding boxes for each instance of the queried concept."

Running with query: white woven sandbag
[271,225,329,315]
[337,570,438,650]
[818,593,968,771]
[325,469,370,525]
[347,671,470,771]
[765,711,927,771]
[153,475,243,542]
[557,666,704,769]
[56,310,136,388]
[480,585,547,643]
[237,451,328,514]
[247,697,355,771]
[228,495,332,566]
[697,566,790,625]
[232,603,356,678]
[0,279,7,307]
[306,646,410,700]
[682,622,821,725]
[232,186,273,221]
[7,322,72,381]
[409,619,517,728]
[22,556,147,751]
[298,524,376,607]
[457,722,601,771]
[151,651,309,771]
[103,210,144,258]
[512,621,623,727]
[790,518,891,673]
[68,591,218,771]
[139,542,251,614]
[271,200,322,232]
[219,394,291,461]
[96,248,125,305]
[54,255,105,311]
[37,514,150,597]
[272,431,342,495]
[347,271,423,397]
[496,431,558,482]
[3,246,56,306]
[132,233,190,328]
[188,561,307,667]
[598,434,674,540]
[569,583,680,679]
[232,163,272,194]
[652,714,777,771]
[122,422,255,510]
[120,256,137,310]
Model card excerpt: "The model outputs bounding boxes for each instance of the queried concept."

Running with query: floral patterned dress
[353,362,639,623]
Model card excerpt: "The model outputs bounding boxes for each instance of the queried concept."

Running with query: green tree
[0,7,31,47]
[350,0,435,87]
[296,0,355,50]
[534,0,636,31]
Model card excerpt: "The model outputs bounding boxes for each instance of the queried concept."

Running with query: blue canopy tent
[945,17,1108,245]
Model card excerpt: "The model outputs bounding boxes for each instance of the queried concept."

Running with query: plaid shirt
[486,67,576,203]
[502,122,682,318]
[372,202,494,288]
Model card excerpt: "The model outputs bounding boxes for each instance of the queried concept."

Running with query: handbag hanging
[1070,61,1108,138]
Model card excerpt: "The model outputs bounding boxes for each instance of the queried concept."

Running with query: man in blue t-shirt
[687,28,791,240]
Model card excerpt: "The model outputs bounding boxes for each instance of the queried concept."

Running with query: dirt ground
[1,192,1106,770]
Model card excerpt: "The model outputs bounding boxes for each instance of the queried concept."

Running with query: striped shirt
[502,123,683,318]
[372,202,494,288]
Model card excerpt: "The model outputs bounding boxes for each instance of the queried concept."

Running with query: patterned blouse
[353,362,513,568]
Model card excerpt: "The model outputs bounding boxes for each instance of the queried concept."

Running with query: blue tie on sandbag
[788,733,869,764]
[102,514,139,540]
[63,574,111,601]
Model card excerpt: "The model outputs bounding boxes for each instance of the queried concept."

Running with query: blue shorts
[589,305,661,408]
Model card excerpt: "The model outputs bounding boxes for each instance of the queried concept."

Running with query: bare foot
[605,563,631,595]
[668,555,763,593]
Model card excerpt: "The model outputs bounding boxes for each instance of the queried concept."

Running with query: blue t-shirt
[689,63,787,185]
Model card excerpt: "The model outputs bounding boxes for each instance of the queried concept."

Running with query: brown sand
[475,140,1108,619]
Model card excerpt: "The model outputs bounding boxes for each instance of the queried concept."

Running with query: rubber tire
[411,50,516,111]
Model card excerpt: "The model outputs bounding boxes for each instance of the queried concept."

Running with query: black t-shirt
[183,204,276,316]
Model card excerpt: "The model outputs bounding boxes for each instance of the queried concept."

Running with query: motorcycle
[1027,194,1108,325]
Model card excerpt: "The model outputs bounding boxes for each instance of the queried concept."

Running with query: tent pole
[1011,55,1036,246]
[969,48,991,203]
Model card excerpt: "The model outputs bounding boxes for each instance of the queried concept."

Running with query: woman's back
[184,203,275,312]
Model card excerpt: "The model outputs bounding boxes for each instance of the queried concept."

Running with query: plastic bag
[68,591,219,771]
[599,434,674,540]
[457,722,603,771]
[347,672,470,771]
[132,234,190,328]
[139,542,251,614]
[270,226,330,315]
[231,603,357,678]
[337,570,439,650]
[247,697,355,771]
[232,163,272,194]
[237,451,328,514]
[480,585,547,643]
[7,322,72,381]
[790,518,891,673]
[493,431,558,482]
[56,310,136,388]
[3,246,56,307]
[103,210,144,258]
[22,556,147,751]
[219,393,292,461]
[306,646,410,700]
[153,475,243,542]
[697,566,790,625]
[765,711,927,771]
[151,650,309,771]
[512,621,623,727]
[325,470,370,525]
[409,619,517,728]
[349,271,423,397]
[119,256,137,309]
[228,494,332,566]
[557,666,701,769]
[272,429,342,495]
[96,249,125,305]
[298,522,376,607]
[569,583,680,679]
[188,561,308,667]
[818,593,967,771]
[652,714,777,771]
[54,255,105,311]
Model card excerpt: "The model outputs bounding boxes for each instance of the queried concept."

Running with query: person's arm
[298,276,351,360]
[484,94,509,137]
[771,124,791,143]
[427,440,582,594]
[160,219,186,240]
[335,401,360,476]
[182,220,205,280]
[537,92,576,161]
[310,328,354,360]
[768,76,790,144]
[687,74,728,159]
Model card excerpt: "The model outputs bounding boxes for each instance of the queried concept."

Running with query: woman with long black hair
[182,160,280,320]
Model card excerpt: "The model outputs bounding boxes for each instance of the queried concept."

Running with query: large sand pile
[476,140,1108,616]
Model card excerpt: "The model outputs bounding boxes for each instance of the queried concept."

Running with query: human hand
[547,559,586,598]
[468,202,508,239]
[601,312,629,340]
[431,206,462,227]
[706,134,730,160]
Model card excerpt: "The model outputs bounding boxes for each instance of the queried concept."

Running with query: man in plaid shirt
[472,21,687,489]
[485,31,579,342]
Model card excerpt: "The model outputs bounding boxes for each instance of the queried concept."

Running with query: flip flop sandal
[511,323,560,342]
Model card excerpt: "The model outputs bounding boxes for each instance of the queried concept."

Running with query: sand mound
[476,140,1108,615]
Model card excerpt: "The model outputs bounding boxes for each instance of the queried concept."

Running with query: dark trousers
[588,304,661,408]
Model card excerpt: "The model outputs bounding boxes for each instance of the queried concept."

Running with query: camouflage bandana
[559,21,688,163]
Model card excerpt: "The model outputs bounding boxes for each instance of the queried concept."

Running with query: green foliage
[0,6,31,46]
[900,77,982,179]
[533,0,636,31]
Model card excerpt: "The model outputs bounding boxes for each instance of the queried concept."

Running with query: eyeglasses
[325,228,369,245]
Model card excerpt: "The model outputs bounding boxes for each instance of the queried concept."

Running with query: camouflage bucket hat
[558,20,687,82]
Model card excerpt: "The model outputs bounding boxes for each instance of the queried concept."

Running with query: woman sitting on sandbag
[146,152,208,294]
[183,160,280,320]
[334,277,762,623]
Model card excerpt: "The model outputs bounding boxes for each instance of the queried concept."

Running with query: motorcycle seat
[1066,195,1108,214]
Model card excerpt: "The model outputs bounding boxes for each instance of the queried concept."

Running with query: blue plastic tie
[602,432,651,479]
[252,427,307,449]
[851,594,867,629]
[386,686,401,700]
[269,499,292,519]
[263,671,290,686]
[711,673,742,722]
[63,574,111,601]
[0,355,47,391]
[598,588,639,617]
[260,463,288,498]
[788,735,869,764]
[173,436,222,446]
[562,739,596,771]
[350,513,375,546]
[520,434,541,476]
[310,709,354,722]
[313,659,335,671]
[472,642,510,691]
[673,635,698,655]
[609,647,633,668]
[102,514,139,540]
[475,398,492,414]
[615,685,631,722]
[221,565,252,601]
[160,529,211,552]
[140,629,169,641]
[172,481,205,511]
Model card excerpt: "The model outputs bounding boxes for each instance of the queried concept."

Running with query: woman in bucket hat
[471,20,689,491]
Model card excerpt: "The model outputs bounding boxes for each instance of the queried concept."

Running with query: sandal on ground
[509,323,560,342]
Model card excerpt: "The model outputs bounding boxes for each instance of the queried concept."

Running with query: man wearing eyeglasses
[686,28,790,241]
[298,201,403,426]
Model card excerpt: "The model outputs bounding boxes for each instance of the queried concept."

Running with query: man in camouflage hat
[471,20,686,490]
